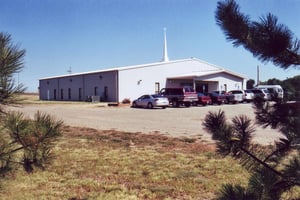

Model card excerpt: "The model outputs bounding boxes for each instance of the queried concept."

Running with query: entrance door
[196,83,208,93]
[54,89,57,100]
[103,86,108,101]
[79,88,82,100]
[155,82,160,94]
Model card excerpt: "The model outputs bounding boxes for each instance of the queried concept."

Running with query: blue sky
[1,0,299,92]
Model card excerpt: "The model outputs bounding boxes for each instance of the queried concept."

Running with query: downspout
[57,78,60,100]
[116,71,119,103]
[83,75,85,100]
[193,78,196,91]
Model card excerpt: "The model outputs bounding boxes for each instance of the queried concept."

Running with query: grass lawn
[0,126,249,200]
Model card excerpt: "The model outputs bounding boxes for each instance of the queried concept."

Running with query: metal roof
[39,57,246,80]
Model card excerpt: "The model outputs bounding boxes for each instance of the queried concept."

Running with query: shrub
[122,98,131,104]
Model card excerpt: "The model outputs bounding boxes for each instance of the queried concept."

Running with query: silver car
[132,94,169,109]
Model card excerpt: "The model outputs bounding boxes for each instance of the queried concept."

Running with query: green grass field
[0,126,249,200]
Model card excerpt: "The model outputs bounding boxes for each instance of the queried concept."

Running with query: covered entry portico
[166,70,246,93]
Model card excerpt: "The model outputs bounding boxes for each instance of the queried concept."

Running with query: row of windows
[52,86,108,100]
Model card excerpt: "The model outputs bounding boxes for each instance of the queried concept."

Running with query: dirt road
[5,103,282,144]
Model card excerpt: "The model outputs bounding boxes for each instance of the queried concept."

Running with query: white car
[132,94,169,109]
[228,90,245,103]
[244,89,255,102]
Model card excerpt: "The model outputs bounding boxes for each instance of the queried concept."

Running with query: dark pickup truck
[160,87,198,107]
[212,91,236,104]
[207,92,227,105]
[206,91,236,105]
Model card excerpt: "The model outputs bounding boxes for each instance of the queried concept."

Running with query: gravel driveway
[5,103,282,145]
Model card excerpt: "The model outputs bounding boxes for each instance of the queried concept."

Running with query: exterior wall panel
[117,59,226,101]
[83,71,118,102]
[39,71,118,102]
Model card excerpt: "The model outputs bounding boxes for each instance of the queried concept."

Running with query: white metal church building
[39,31,247,102]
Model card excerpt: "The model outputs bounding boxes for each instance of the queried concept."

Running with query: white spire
[162,28,169,62]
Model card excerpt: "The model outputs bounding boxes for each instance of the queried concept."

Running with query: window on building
[224,84,227,92]
[79,88,82,100]
[155,82,160,94]
[68,88,71,100]
[60,89,64,100]
[196,83,208,93]
[94,86,98,96]
[54,89,57,100]
[104,86,108,101]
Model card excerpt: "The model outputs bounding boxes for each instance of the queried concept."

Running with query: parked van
[256,85,284,100]
[260,89,272,101]
[160,87,198,107]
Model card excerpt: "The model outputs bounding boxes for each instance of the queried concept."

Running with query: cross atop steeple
[161,28,169,62]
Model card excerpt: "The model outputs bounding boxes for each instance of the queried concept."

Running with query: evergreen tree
[0,33,63,178]
[0,32,26,103]
[282,75,300,101]
[204,0,300,199]
[246,79,255,89]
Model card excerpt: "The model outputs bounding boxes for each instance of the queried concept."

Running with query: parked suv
[228,90,245,103]
[244,89,254,103]
[160,87,198,107]
[251,89,271,101]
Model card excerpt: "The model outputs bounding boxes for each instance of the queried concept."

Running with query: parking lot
[6,103,282,145]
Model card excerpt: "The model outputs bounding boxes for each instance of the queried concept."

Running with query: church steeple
[161,28,169,62]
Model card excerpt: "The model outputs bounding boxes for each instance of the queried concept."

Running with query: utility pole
[256,65,260,86]
[161,28,169,62]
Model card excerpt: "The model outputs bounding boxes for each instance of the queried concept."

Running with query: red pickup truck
[160,87,198,107]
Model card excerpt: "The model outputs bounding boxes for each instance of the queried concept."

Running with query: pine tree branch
[283,48,300,66]
[263,139,291,163]
[216,0,300,69]
[0,145,27,157]
[0,156,24,165]
[240,147,282,176]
